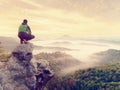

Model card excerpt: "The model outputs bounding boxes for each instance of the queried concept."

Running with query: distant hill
[92,49,120,65]
[34,52,82,73]
[57,35,120,45]
[0,36,18,52]
[50,41,72,45]
[56,35,80,40]
[57,35,73,40]
[34,45,73,51]
[47,63,120,90]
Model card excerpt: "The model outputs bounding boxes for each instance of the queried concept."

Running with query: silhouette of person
[18,19,35,44]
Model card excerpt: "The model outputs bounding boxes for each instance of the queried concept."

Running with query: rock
[0,43,35,90]
[0,43,54,90]
[14,84,29,90]
[3,83,14,90]
[34,59,54,90]
[0,84,3,90]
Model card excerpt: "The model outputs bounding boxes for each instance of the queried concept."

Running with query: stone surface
[0,43,54,90]
[0,43,35,90]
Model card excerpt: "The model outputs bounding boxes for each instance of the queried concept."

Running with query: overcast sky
[0,0,120,38]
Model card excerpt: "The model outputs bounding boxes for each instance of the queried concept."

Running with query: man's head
[23,19,28,24]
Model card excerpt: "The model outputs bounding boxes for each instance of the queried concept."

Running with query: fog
[1,36,120,74]
[33,37,120,65]
[1,36,119,75]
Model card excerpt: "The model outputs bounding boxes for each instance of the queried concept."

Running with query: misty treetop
[47,63,120,90]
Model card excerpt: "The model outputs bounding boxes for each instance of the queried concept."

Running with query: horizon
[1,0,120,38]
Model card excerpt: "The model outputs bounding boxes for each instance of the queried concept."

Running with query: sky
[1,0,120,38]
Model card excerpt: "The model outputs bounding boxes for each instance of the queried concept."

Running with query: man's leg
[20,39,23,44]
[23,39,27,44]
[27,34,35,41]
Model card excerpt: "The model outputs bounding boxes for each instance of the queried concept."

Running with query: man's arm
[27,26,31,34]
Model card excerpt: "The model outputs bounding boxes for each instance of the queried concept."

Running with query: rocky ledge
[0,43,54,90]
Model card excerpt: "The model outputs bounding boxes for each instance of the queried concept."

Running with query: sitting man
[18,19,35,44]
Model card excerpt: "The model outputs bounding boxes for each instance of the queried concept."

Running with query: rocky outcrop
[0,43,54,90]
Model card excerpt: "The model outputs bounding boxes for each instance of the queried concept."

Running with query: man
[18,19,35,44]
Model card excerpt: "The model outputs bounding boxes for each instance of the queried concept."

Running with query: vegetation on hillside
[92,49,120,65]
[47,63,120,90]
[0,42,10,62]
[34,52,81,73]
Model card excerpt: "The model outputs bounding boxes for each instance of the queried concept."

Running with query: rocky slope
[0,43,54,90]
